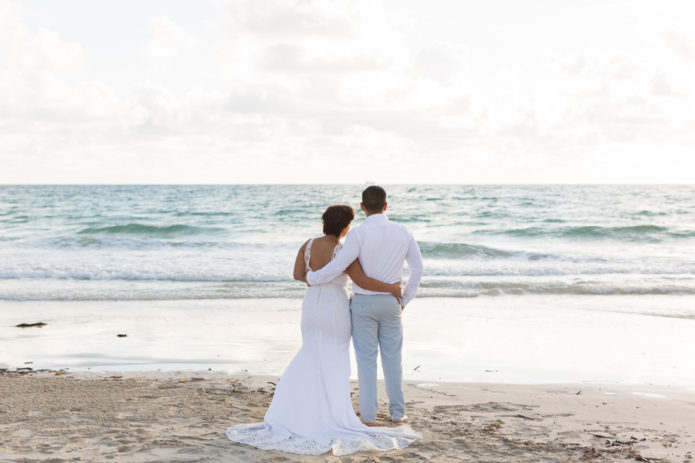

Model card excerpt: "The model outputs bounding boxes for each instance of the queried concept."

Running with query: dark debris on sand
[0,367,70,377]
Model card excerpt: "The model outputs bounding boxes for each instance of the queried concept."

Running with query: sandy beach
[1,369,693,462]
[2,184,695,462]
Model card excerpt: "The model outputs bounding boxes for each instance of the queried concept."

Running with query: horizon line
[1,182,694,187]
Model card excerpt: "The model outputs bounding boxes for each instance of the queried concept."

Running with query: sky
[1,0,694,184]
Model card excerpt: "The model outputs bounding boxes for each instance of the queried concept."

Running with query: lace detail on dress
[226,422,421,456]
[304,238,315,272]
[332,243,343,259]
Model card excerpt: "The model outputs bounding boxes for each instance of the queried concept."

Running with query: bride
[226,205,420,456]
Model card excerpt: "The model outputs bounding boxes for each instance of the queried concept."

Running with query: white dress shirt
[306,213,424,307]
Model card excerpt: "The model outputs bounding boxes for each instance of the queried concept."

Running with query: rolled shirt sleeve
[306,229,360,285]
[401,232,424,307]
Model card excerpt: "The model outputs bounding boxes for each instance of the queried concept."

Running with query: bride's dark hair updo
[322,205,354,238]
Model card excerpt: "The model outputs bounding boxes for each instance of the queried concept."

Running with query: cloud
[665,31,695,60]
[257,43,388,73]
[229,0,358,38]
[413,42,468,84]
[140,16,199,63]
[651,72,676,97]
[1,0,695,183]
[0,2,117,125]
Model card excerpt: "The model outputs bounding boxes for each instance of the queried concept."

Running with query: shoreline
[3,296,695,386]
[2,370,694,462]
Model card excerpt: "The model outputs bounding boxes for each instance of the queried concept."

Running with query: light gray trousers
[350,294,405,422]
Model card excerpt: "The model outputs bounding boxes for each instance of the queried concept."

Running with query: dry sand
[1,369,693,462]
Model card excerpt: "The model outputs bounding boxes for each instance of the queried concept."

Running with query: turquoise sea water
[1,185,695,308]
[2,185,695,382]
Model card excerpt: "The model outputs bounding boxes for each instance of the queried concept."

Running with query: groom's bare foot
[360,419,378,427]
[391,415,408,424]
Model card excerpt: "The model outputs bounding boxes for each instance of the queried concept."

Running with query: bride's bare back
[307,236,340,271]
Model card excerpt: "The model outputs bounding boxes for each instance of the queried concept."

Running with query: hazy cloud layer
[1,0,694,183]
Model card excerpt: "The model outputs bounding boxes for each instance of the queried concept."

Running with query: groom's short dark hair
[362,186,386,212]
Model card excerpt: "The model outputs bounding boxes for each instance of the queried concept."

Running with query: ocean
[2,185,694,383]
[2,184,695,305]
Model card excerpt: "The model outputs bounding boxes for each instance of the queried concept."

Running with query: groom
[306,185,424,425]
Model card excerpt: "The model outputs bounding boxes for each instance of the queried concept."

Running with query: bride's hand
[389,282,402,304]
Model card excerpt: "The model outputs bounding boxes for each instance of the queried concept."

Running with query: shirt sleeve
[306,229,360,285]
[401,231,424,307]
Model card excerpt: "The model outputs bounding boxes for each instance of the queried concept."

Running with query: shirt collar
[364,213,388,223]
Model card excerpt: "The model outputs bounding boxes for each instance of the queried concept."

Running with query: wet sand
[3,296,695,386]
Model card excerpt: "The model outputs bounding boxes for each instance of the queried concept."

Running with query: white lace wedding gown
[225,238,421,456]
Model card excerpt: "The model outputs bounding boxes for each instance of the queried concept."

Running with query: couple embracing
[226,186,424,456]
